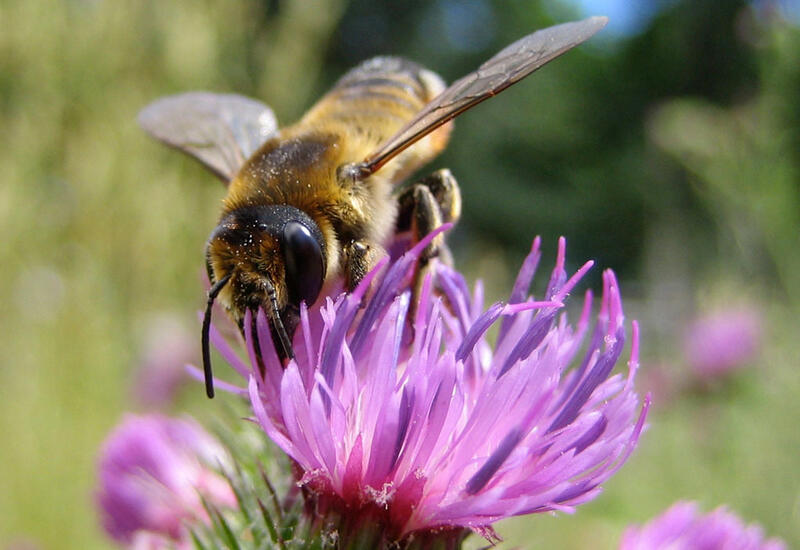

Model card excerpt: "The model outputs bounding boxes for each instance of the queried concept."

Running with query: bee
[139,17,607,397]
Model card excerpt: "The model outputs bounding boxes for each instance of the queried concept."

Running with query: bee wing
[358,16,608,176]
[138,92,279,183]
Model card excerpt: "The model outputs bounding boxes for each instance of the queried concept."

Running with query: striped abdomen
[295,57,450,170]
[326,57,444,119]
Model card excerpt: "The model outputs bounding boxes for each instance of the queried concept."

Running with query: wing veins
[359,16,608,175]
[138,92,278,184]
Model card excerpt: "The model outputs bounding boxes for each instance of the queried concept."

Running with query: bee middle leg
[395,168,462,298]
[343,169,461,306]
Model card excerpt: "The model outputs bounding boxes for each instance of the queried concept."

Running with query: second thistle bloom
[96,414,236,548]
[619,501,787,550]
[683,308,762,379]
[211,236,650,542]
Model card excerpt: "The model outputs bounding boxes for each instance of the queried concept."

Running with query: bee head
[202,205,326,397]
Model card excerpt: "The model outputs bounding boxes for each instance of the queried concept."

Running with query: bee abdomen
[312,57,446,123]
[338,57,442,100]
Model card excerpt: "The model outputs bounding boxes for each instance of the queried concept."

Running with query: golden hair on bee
[138,16,608,397]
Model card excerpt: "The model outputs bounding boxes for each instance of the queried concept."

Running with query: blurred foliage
[0,0,798,548]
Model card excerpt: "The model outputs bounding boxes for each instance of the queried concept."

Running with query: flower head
[619,501,787,550]
[96,414,236,547]
[209,236,649,543]
[684,308,762,378]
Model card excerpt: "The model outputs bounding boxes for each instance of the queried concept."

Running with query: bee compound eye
[282,221,324,307]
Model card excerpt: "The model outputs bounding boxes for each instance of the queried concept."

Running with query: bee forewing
[138,92,279,183]
[360,16,608,175]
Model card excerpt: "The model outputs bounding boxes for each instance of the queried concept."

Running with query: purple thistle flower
[208,236,649,543]
[96,414,236,547]
[619,501,787,550]
[683,308,762,379]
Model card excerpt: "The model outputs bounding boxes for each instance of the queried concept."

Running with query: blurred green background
[1,0,798,548]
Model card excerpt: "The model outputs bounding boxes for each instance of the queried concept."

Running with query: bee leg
[394,180,452,318]
[395,168,462,268]
[417,168,462,226]
[343,239,386,291]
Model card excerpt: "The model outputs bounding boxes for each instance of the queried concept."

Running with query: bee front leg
[343,239,386,291]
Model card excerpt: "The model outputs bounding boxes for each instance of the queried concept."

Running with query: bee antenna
[202,274,231,399]
[264,278,295,362]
